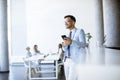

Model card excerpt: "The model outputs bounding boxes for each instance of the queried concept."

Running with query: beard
[66,26,71,29]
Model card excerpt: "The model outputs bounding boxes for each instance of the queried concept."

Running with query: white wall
[10,0,27,56]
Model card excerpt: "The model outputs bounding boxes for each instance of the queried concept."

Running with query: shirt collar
[70,27,76,33]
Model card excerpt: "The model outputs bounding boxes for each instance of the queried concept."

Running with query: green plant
[104,35,106,43]
[85,33,92,43]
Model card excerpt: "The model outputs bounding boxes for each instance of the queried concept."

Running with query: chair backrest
[23,57,39,68]
[58,62,64,66]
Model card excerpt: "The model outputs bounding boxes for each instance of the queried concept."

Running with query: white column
[0,0,9,72]
[103,0,120,49]
[94,0,104,47]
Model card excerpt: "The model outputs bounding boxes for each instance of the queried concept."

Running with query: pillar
[94,0,104,47]
[0,0,9,72]
[103,0,120,49]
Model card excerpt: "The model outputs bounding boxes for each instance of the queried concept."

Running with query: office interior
[0,0,120,80]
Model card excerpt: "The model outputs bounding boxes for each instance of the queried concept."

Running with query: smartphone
[61,35,67,40]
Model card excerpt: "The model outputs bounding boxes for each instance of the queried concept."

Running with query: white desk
[26,54,59,80]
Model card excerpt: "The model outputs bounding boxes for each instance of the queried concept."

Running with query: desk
[26,54,59,80]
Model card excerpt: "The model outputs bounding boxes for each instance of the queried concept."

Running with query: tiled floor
[0,47,120,80]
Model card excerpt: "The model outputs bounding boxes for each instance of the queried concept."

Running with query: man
[62,15,86,80]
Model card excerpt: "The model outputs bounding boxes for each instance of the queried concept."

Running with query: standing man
[62,15,86,80]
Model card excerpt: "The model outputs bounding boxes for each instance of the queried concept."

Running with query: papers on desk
[25,54,59,61]
[25,54,45,61]
[44,54,59,61]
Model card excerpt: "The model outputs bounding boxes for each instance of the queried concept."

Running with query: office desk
[26,54,59,80]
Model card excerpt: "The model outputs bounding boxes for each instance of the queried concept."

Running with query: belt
[64,56,71,62]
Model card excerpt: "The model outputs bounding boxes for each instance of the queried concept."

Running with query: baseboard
[105,46,120,50]
[10,62,24,66]
[0,71,9,73]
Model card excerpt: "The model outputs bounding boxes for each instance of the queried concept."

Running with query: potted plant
[85,33,92,47]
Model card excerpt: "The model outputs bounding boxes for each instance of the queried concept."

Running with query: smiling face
[64,16,76,30]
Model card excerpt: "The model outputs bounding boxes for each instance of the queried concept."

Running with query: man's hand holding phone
[61,35,67,40]
[61,35,72,46]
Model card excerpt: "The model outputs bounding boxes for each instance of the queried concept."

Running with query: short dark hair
[64,15,76,22]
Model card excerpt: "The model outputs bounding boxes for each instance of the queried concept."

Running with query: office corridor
[0,47,120,80]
